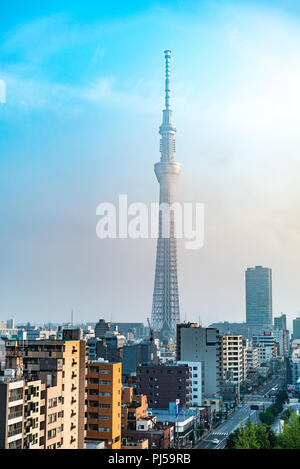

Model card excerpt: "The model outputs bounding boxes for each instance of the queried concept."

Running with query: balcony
[8,410,23,420]
[7,428,23,438]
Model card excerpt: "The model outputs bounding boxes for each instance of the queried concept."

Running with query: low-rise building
[122,416,174,449]
[121,387,148,431]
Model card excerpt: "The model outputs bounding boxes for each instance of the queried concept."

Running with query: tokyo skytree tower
[151,50,181,340]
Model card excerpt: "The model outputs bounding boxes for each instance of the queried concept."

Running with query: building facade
[177,324,222,400]
[86,360,122,449]
[293,318,300,340]
[177,361,202,406]
[221,335,245,384]
[136,364,191,409]
[4,337,86,449]
[245,266,273,328]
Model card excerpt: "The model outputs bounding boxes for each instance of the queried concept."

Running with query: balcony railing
[8,428,22,438]
[8,410,23,420]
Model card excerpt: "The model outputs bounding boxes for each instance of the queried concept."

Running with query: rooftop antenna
[71,309,74,327]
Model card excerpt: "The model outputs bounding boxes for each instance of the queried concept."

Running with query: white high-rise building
[178,361,202,406]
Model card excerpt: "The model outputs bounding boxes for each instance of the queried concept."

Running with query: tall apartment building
[0,376,24,449]
[221,335,245,384]
[86,360,122,449]
[4,336,86,449]
[176,324,222,400]
[94,319,115,339]
[246,266,273,329]
[293,318,300,340]
[122,340,159,376]
[176,323,198,361]
[274,328,290,357]
[177,361,202,406]
[246,348,259,370]
[286,348,300,385]
[274,313,287,331]
[23,379,42,449]
[136,364,192,409]
[252,332,275,363]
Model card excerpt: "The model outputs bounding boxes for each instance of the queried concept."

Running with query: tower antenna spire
[164,50,171,109]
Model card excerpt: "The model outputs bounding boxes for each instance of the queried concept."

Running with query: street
[195,373,284,449]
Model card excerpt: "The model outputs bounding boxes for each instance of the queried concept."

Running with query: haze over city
[1,0,300,329]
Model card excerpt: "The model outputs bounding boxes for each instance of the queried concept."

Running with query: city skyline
[1,0,300,328]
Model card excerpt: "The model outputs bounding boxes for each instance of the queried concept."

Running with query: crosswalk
[211,432,229,436]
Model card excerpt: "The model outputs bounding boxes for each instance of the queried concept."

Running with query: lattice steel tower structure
[151,50,181,340]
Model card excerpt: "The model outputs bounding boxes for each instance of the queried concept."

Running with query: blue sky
[1,0,300,329]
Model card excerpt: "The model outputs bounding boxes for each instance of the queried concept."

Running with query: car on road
[212,439,220,445]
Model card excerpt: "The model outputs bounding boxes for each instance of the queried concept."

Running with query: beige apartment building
[86,360,122,449]
[246,347,259,371]
[222,335,245,384]
[24,379,42,449]
[4,333,86,449]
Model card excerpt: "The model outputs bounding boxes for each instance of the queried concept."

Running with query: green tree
[225,430,239,449]
[245,417,259,449]
[226,422,278,449]
[235,426,250,449]
[259,409,275,426]
[276,411,300,449]
[255,424,271,449]
[280,408,293,422]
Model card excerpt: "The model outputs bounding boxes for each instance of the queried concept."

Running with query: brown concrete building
[86,360,122,449]
[136,364,192,409]
[121,387,148,431]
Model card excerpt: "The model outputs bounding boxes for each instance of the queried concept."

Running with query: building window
[47,429,56,440]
